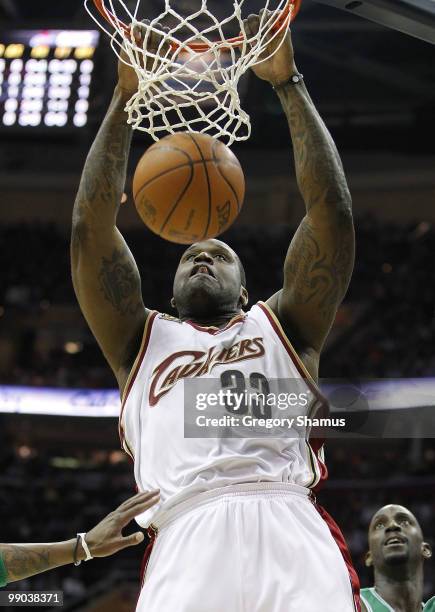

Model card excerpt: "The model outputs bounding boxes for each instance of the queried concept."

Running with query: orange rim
[92,0,301,52]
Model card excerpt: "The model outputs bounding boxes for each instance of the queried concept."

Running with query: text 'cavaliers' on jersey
[119,301,328,527]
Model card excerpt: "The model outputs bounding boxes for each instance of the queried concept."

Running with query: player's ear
[422,542,432,560]
[240,287,248,309]
[171,297,176,309]
[365,551,373,567]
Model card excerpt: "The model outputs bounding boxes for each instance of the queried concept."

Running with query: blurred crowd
[325,215,435,378]
[1,214,434,387]
[0,438,434,601]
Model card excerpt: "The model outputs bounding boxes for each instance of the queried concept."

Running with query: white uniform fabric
[120,303,360,611]
[136,483,357,612]
[120,302,327,528]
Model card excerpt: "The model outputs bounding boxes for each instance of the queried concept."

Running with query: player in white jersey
[71,12,360,612]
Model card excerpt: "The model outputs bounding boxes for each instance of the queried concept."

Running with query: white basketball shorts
[136,482,361,612]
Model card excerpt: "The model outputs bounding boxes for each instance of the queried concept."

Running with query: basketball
[132,132,245,245]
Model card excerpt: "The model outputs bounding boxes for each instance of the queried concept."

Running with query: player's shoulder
[360,587,393,612]
[424,596,435,611]
[360,586,375,602]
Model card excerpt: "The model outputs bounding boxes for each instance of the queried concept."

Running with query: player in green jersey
[361,504,434,612]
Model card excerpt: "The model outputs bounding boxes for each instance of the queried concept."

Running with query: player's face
[173,239,245,317]
[368,505,423,570]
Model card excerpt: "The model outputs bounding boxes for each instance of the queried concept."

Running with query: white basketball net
[85,0,297,145]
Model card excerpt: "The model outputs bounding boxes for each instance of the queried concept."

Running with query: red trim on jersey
[312,444,328,490]
[257,302,329,489]
[314,502,361,612]
[309,435,328,490]
[119,311,158,455]
[137,526,158,606]
[140,526,158,586]
[185,314,245,335]
[257,303,324,401]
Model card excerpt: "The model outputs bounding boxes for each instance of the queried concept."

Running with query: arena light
[3,111,16,125]
[73,112,88,127]
[17,445,33,459]
[0,381,434,419]
[4,98,17,112]
[0,386,120,417]
[0,29,99,129]
[64,341,83,354]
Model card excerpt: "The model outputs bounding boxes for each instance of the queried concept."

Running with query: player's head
[365,504,432,576]
[171,239,248,319]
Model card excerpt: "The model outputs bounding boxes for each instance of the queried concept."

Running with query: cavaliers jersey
[361,588,435,611]
[120,301,328,527]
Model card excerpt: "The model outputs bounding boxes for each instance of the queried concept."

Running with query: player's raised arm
[71,30,157,389]
[246,14,355,366]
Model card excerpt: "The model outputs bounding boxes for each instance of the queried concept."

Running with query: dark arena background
[1,0,435,610]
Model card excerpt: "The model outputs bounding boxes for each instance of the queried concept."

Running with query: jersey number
[220,370,271,419]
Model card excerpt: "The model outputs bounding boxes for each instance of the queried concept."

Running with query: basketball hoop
[85,0,302,144]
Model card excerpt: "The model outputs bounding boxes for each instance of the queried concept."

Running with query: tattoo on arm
[99,248,143,316]
[274,82,354,349]
[277,83,352,214]
[286,215,354,321]
[70,88,146,376]
[72,89,133,235]
[71,217,88,253]
[1,545,50,582]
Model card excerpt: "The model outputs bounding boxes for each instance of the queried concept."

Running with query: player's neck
[374,566,424,612]
[182,309,243,329]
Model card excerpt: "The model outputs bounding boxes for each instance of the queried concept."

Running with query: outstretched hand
[84,490,160,558]
[244,9,297,87]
